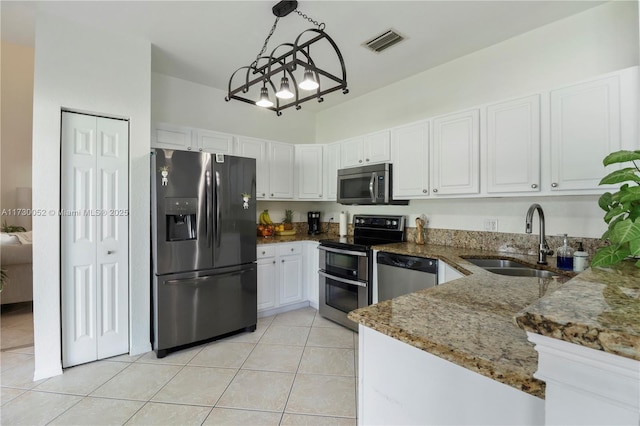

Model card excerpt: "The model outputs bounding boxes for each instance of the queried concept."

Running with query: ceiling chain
[253,17,280,68]
[294,9,325,31]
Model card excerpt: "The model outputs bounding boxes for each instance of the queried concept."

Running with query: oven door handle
[318,245,368,257]
[318,270,367,288]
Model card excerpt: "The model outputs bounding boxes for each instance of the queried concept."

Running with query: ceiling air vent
[363,29,405,53]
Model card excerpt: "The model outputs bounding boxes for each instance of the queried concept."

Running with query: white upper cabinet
[323,142,341,200]
[391,121,430,199]
[195,129,234,154]
[268,141,295,199]
[486,95,541,193]
[340,130,391,168]
[296,144,324,200]
[431,109,480,195]
[340,136,365,167]
[152,123,193,150]
[152,123,234,154]
[236,136,269,199]
[549,74,622,191]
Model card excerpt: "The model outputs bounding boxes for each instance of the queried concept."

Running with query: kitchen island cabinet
[351,242,640,425]
[358,326,544,425]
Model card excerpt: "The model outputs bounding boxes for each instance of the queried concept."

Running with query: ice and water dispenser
[165,198,197,241]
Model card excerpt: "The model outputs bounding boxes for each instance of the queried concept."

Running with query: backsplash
[321,222,605,257]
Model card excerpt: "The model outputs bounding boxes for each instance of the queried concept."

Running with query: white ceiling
[1,1,606,111]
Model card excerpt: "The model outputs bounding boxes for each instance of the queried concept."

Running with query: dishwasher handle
[376,252,438,274]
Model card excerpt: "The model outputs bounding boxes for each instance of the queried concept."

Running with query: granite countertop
[348,242,575,399]
[256,233,328,244]
[515,261,640,361]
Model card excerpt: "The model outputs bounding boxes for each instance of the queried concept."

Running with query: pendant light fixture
[256,85,274,107]
[225,1,348,116]
[275,75,295,99]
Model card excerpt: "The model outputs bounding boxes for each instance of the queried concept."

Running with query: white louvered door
[61,111,129,368]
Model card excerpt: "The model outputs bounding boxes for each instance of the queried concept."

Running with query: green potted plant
[592,150,640,268]
[1,220,26,233]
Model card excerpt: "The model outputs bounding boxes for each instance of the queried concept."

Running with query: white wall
[32,13,151,380]
[316,1,639,142]
[309,1,639,240]
[1,42,34,230]
[152,73,316,144]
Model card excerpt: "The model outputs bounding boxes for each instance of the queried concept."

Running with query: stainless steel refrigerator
[151,149,257,358]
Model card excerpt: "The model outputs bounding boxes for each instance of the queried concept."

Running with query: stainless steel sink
[464,258,531,269]
[483,267,559,278]
[463,257,560,278]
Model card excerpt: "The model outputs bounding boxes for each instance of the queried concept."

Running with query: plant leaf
[619,186,640,204]
[629,238,640,257]
[603,150,640,166]
[599,168,640,185]
[603,204,626,224]
[598,192,613,211]
[591,245,631,267]
[610,218,640,244]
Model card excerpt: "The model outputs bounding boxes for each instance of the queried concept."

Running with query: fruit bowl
[257,225,275,237]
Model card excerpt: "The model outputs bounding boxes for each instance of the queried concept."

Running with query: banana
[259,211,267,225]
[262,210,273,225]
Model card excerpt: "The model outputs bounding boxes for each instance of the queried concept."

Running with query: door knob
[531,184,538,189]
[551,182,558,188]
[432,188,438,193]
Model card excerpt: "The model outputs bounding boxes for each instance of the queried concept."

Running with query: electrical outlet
[484,219,498,232]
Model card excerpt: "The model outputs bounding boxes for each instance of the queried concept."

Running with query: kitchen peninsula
[349,242,640,425]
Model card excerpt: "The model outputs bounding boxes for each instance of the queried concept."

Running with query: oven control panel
[353,215,405,231]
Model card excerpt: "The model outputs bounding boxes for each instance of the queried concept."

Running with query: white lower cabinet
[438,260,465,284]
[257,243,304,315]
[256,246,277,311]
[358,326,544,425]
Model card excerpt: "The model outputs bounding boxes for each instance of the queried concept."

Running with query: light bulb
[299,68,319,91]
[256,86,274,107]
[275,76,294,99]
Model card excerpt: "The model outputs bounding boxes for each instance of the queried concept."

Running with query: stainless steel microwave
[337,163,408,205]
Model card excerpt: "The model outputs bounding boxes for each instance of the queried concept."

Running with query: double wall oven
[318,215,405,331]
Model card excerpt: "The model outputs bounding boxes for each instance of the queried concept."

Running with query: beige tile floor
[0,306,358,425]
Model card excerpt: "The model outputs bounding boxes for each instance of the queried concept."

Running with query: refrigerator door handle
[215,171,221,248]
[206,170,212,248]
[164,269,249,286]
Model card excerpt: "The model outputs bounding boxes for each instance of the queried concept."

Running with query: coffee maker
[307,211,321,235]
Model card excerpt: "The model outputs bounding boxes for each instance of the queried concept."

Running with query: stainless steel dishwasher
[376,252,438,302]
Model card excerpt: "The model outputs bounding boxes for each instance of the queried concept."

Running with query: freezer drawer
[153,264,257,357]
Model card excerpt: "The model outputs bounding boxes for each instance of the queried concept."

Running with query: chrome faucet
[525,203,554,265]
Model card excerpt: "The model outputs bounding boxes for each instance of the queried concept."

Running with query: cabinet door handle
[358,160,363,163]
[433,188,438,193]
[365,158,370,162]
[187,147,192,151]
[261,250,266,255]
[281,259,285,263]
[531,184,538,189]
[422,189,428,193]
[271,193,274,197]
[319,194,322,198]
[199,148,203,152]
[107,250,114,255]
[273,260,276,264]
[551,182,558,188]
[262,193,266,197]
[290,248,294,252]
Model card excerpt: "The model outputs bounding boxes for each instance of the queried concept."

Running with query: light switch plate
[484,219,498,232]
